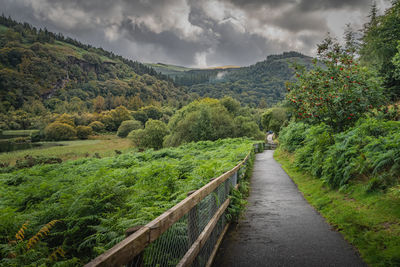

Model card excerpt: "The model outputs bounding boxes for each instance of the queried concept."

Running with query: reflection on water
[0,142,64,153]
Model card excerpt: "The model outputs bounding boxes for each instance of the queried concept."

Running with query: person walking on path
[266,131,275,144]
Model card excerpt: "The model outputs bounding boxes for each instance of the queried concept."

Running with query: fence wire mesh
[126,167,242,267]
[123,143,267,267]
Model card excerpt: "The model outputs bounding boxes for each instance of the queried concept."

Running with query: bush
[76,126,93,139]
[294,123,334,177]
[30,130,43,142]
[129,119,169,150]
[88,121,105,133]
[286,36,386,132]
[109,106,132,130]
[55,113,75,127]
[261,107,288,134]
[322,118,400,188]
[233,116,264,140]
[44,122,76,141]
[117,120,142,138]
[164,98,234,147]
[278,121,310,153]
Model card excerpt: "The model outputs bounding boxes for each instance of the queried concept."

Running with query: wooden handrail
[85,151,252,267]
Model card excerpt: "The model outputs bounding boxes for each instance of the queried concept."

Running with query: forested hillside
[0,15,181,115]
[152,52,312,107]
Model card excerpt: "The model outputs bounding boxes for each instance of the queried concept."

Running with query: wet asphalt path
[213,150,366,267]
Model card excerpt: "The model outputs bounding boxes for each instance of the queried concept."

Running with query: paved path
[213,150,366,267]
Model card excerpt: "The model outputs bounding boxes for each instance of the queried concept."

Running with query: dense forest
[151,52,313,107]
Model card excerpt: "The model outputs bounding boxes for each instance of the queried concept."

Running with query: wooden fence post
[125,226,144,267]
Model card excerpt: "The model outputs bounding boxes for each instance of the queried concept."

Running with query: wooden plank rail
[85,150,254,267]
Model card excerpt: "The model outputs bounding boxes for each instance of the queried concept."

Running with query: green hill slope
[185,52,313,107]
[0,16,181,114]
[151,52,313,107]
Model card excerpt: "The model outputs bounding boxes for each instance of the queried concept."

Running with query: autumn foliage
[286,37,386,131]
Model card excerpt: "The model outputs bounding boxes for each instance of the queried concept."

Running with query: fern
[0,138,255,265]
[26,220,59,250]
[15,221,29,241]
[48,247,65,261]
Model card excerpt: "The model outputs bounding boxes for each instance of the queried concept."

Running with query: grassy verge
[274,148,400,267]
[1,130,39,136]
[0,135,132,165]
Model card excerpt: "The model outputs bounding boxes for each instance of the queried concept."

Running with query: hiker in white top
[267,132,275,144]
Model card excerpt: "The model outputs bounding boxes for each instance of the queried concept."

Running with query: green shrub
[30,130,42,142]
[88,121,105,133]
[109,106,132,130]
[117,120,142,138]
[129,119,169,150]
[76,126,93,140]
[286,36,385,132]
[233,116,264,140]
[278,121,310,153]
[322,118,400,187]
[164,98,234,147]
[295,123,334,177]
[261,107,288,134]
[55,113,75,127]
[44,122,76,141]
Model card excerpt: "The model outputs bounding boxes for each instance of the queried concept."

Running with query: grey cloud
[224,0,370,11]
[120,18,208,66]
[297,0,370,11]
[0,0,388,67]
[271,8,329,33]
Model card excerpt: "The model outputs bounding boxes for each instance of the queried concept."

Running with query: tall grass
[0,137,131,166]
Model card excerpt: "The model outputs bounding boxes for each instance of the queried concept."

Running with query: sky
[0,0,392,68]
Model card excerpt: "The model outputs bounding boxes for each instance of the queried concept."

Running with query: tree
[343,23,360,56]
[93,96,105,112]
[76,125,92,139]
[88,121,105,133]
[360,1,400,99]
[163,98,234,147]
[129,119,169,150]
[117,120,142,137]
[233,116,264,139]
[392,42,400,80]
[109,106,131,130]
[261,107,288,134]
[220,96,241,115]
[141,105,163,120]
[286,36,385,132]
[45,122,76,140]
[55,113,75,127]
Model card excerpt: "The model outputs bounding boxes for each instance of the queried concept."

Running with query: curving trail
[213,150,366,267]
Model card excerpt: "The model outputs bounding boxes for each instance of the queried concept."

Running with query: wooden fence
[85,143,265,267]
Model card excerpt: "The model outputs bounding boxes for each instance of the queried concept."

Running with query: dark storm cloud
[120,18,208,66]
[224,0,369,11]
[296,0,369,11]
[0,0,389,67]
